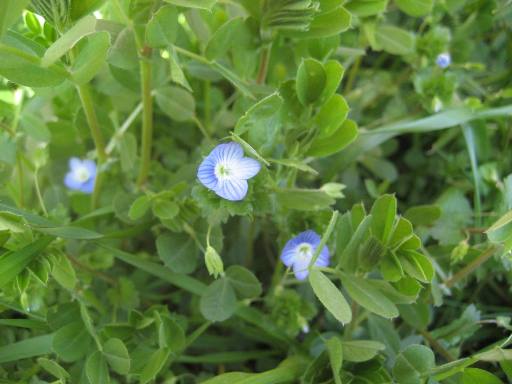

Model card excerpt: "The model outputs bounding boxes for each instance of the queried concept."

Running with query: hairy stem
[444,246,497,288]
[136,57,154,188]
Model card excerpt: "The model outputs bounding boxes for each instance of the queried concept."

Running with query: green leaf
[299,6,351,38]
[140,348,171,384]
[108,27,138,70]
[501,361,512,380]
[225,265,262,299]
[375,25,415,55]
[42,15,97,67]
[152,199,179,220]
[163,0,217,10]
[158,315,186,352]
[486,210,512,244]
[400,250,434,283]
[70,0,106,20]
[199,278,237,322]
[103,338,131,375]
[146,5,178,48]
[368,314,401,359]
[370,194,397,244]
[205,17,244,60]
[341,340,385,362]
[431,188,472,245]
[71,31,110,84]
[155,86,196,122]
[403,205,441,227]
[270,158,318,175]
[86,351,110,384]
[307,119,358,157]
[275,188,335,211]
[315,94,349,139]
[0,35,68,87]
[52,322,92,362]
[345,1,388,17]
[393,345,435,384]
[35,225,103,239]
[37,358,70,381]
[0,0,30,38]
[318,60,345,105]
[129,195,151,220]
[309,269,352,325]
[340,272,399,318]
[0,133,17,165]
[296,58,326,105]
[395,0,433,17]
[389,217,414,249]
[0,334,53,363]
[235,93,283,135]
[338,214,372,272]
[51,252,77,290]
[326,337,343,384]
[168,47,192,91]
[0,236,53,288]
[461,368,503,384]
[156,233,198,274]
[210,60,255,99]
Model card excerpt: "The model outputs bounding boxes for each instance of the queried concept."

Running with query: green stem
[256,44,271,84]
[444,246,497,288]
[34,169,48,216]
[106,101,143,154]
[16,155,24,208]
[76,83,107,209]
[309,210,339,269]
[193,116,212,141]
[204,80,211,130]
[419,329,455,362]
[136,57,154,188]
[344,55,361,93]
[9,89,24,207]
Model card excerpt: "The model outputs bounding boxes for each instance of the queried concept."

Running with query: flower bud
[451,240,469,264]
[205,246,224,279]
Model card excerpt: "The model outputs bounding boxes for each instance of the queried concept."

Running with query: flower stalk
[76,83,107,209]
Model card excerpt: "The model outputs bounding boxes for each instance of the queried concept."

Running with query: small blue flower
[197,142,261,201]
[64,157,96,194]
[280,230,330,280]
[436,52,451,69]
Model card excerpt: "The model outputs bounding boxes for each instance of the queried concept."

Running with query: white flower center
[215,162,233,180]
[296,243,313,262]
[74,166,91,183]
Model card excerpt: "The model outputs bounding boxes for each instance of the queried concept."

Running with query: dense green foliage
[1,0,512,382]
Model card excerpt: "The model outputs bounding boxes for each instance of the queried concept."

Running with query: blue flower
[280,230,330,280]
[436,52,451,69]
[64,157,96,194]
[197,142,261,201]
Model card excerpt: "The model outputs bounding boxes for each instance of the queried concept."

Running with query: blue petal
[82,159,97,178]
[280,240,299,267]
[197,157,218,190]
[80,177,95,194]
[214,179,248,201]
[209,142,244,164]
[233,157,261,180]
[292,258,310,280]
[295,230,321,247]
[69,157,82,171]
[315,245,330,268]
[64,172,82,190]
